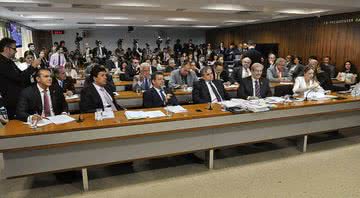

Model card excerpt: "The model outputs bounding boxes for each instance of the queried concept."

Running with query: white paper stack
[164,106,187,113]
[220,99,270,112]
[65,94,79,100]
[125,111,166,120]
[47,115,76,125]
[265,97,286,104]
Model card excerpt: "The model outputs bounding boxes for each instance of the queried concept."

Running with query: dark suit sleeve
[192,81,207,104]
[264,79,272,97]
[0,62,36,86]
[237,83,248,99]
[79,88,95,113]
[16,89,31,122]
[143,90,153,108]
[168,90,179,106]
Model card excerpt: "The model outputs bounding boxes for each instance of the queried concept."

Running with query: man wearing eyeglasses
[192,66,230,104]
[0,38,41,119]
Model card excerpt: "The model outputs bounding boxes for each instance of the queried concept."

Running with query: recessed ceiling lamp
[166,18,196,22]
[201,4,247,11]
[110,2,160,7]
[193,25,218,28]
[144,25,174,27]
[225,19,259,23]
[278,9,329,14]
[20,15,60,19]
[0,0,41,2]
[96,16,128,20]
[95,24,125,27]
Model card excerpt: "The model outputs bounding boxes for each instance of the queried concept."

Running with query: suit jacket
[192,79,230,104]
[242,48,262,64]
[237,76,272,99]
[123,64,140,81]
[168,69,199,88]
[92,47,107,59]
[105,59,116,70]
[143,87,178,108]
[266,65,291,82]
[52,77,75,93]
[0,54,37,119]
[16,84,68,121]
[80,83,122,113]
[230,66,251,84]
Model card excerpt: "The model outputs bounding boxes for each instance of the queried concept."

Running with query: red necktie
[43,90,51,117]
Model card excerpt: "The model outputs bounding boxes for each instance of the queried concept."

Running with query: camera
[156,36,163,49]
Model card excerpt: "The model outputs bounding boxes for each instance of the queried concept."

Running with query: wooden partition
[206,12,360,72]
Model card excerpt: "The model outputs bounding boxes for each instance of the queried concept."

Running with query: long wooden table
[1,94,360,191]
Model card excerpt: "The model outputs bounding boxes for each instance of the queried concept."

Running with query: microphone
[304,79,324,101]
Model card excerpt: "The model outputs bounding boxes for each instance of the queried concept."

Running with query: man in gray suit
[267,58,291,82]
[169,62,198,89]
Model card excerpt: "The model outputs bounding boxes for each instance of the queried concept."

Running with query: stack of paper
[25,119,53,127]
[125,111,166,120]
[265,97,286,104]
[65,94,79,100]
[220,99,270,112]
[164,106,187,113]
[47,115,76,125]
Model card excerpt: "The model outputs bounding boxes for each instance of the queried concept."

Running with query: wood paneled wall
[206,12,360,72]
[32,30,52,52]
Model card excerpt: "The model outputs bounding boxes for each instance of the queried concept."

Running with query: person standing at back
[0,38,41,119]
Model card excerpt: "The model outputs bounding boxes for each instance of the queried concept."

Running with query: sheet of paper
[102,110,115,119]
[125,111,147,120]
[47,115,76,125]
[280,82,294,85]
[144,110,166,118]
[65,94,79,100]
[24,118,52,127]
[164,105,187,113]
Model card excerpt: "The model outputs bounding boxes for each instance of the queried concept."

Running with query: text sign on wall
[52,30,65,34]
[323,17,360,25]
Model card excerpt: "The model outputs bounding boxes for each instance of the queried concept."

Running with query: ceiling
[0,0,359,30]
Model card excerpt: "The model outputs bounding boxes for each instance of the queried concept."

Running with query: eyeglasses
[7,46,17,52]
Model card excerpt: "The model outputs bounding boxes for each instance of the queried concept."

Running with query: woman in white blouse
[65,62,78,79]
[293,66,324,94]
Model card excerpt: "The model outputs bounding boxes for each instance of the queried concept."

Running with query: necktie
[100,88,117,111]
[58,54,61,66]
[209,82,222,102]
[144,78,149,90]
[160,89,166,106]
[255,80,261,98]
[43,90,51,117]
[99,47,103,57]
[59,80,63,88]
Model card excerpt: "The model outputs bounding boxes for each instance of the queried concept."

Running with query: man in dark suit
[192,66,230,104]
[242,40,262,65]
[123,58,140,81]
[16,68,68,122]
[237,63,272,99]
[0,38,41,119]
[80,65,124,113]
[105,55,119,71]
[52,67,75,97]
[143,72,178,108]
[92,40,107,64]
[24,43,38,59]
[231,57,252,84]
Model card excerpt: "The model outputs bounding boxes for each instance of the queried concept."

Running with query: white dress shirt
[93,83,117,111]
[242,67,252,78]
[293,77,323,94]
[205,81,222,103]
[27,84,55,122]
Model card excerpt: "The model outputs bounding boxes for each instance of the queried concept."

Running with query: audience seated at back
[231,57,252,84]
[267,58,291,82]
[52,67,75,97]
[169,61,199,89]
[132,62,152,91]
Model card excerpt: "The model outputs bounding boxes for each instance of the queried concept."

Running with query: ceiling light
[166,18,196,22]
[278,9,329,15]
[201,4,247,11]
[95,24,124,27]
[20,15,60,19]
[225,20,259,23]
[110,2,160,7]
[193,25,218,28]
[96,16,128,20]
[0,0,41,2]
[143,25,174,27]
